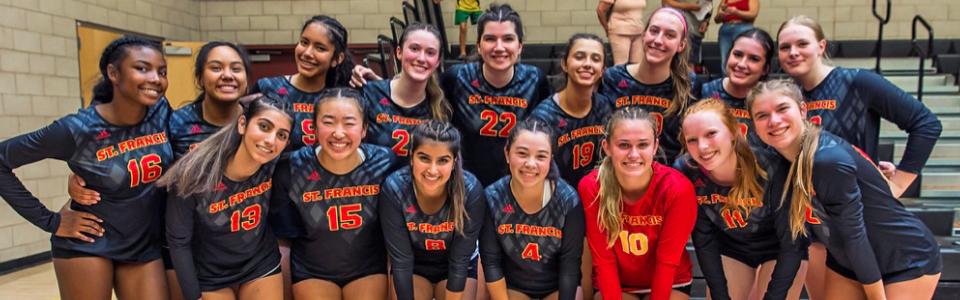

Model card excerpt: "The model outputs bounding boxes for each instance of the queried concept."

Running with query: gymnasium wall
[0,0,200,265]
[0,0,959,266]
[197,0,960,45]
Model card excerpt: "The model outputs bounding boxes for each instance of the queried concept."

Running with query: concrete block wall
[196,0,960,46]
[0,0,200,264]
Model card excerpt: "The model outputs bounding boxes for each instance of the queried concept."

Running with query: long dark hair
[92,36,164,103]
[731,28,776,80]
[193,41,253,103]
[557,33,605,90]
[476,3,524,44]
[312,87,365,128]
[505,119,561,188]
[410,120,469,235]
[301,15,355,88]
[157,94,292,196]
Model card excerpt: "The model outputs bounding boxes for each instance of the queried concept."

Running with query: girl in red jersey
[578,108,697,300]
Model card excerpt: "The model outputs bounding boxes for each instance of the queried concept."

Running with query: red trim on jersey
[578,163,697,300]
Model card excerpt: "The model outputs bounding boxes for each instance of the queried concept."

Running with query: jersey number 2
[479,110,517,137]
[392,129,410,156]
[127,154,162,188]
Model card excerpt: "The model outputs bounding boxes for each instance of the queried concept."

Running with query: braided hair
[92,36,163,103]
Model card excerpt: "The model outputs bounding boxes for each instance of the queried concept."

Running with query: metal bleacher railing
[872,0,892,74]
[912,14,934,102]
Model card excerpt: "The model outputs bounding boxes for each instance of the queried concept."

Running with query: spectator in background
[598,0,647,64]
[663,0,712,72]
[439,0,483,59]
[715,0,759,75]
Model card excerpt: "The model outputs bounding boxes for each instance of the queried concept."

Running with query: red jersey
[578,163,696,300]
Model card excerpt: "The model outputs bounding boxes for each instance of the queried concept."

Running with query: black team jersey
[674,155,801,300]
[254,76,325,151]
[600,65,699,164]
[480,177,585,300]
[168,100,222,159]
[801,67,941,173]
[440,63,552,186]
[0,99,173,262]
[527,93,613,186]
[272,144,397,283]
[773,131,941,284]
[700,78,762,147]
[361,79,432,164]
[379,167,486,299]
[166,161,281,300]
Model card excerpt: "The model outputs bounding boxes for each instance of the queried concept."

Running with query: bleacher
[369,1,960,299]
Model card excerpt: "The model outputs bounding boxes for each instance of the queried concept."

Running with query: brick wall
[0,0,200,264]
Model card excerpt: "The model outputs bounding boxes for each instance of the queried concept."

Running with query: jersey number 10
[618,231,649,256]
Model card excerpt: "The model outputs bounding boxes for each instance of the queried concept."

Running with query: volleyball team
[0,2,944,300]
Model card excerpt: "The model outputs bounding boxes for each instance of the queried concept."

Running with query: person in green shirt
[439,0,482,59]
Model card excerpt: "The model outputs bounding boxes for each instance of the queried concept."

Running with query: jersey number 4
[521,243,541,261]
[127,154,162,188]
[327,204,363,231]
[479,110,517,137]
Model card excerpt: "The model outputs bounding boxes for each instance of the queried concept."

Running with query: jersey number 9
[301,119,317,146]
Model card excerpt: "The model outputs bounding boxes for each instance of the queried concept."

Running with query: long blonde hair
[397,23,450,121]
[680,99,766,215]
[746,80,818,239]
[595,107,659,247]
